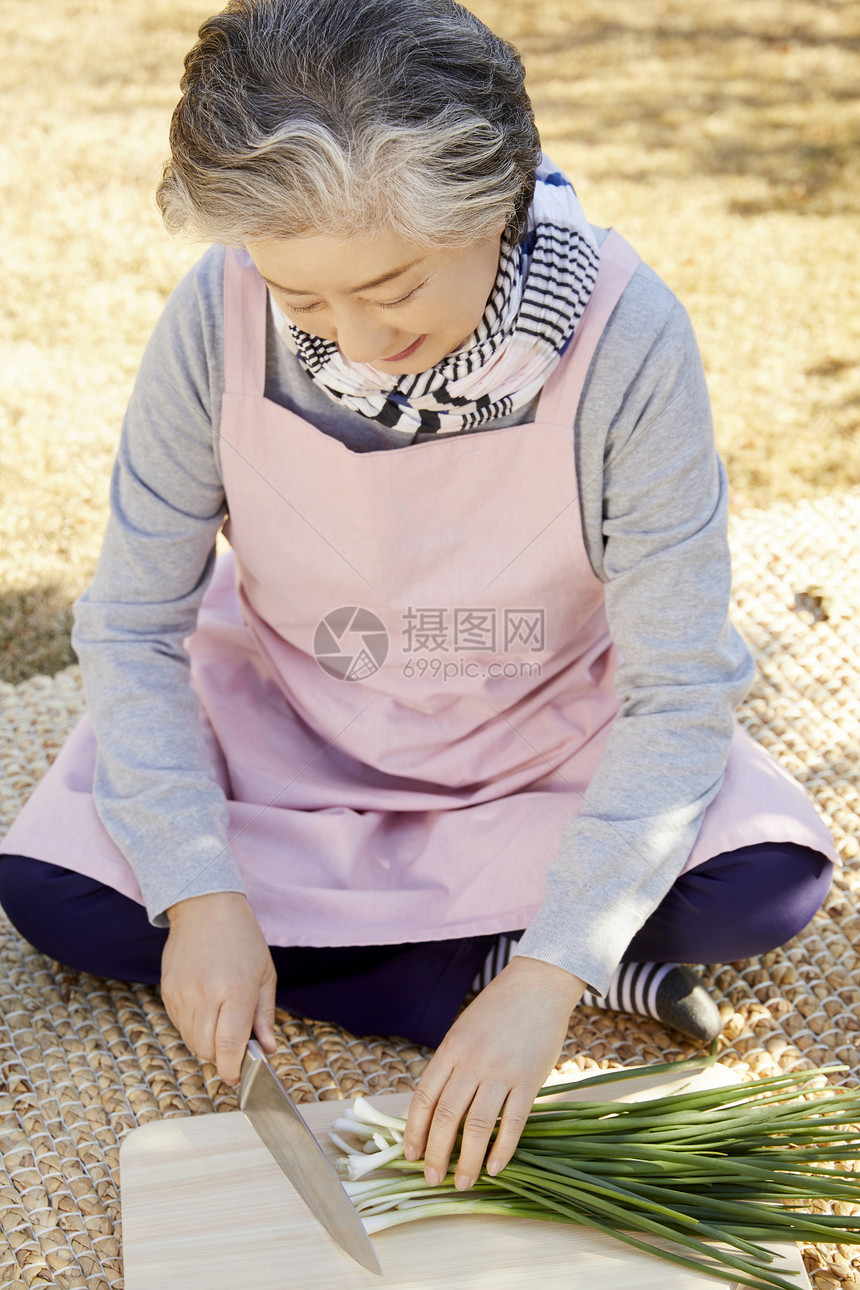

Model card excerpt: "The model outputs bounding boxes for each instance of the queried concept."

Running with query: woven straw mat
[0,491,858,1290]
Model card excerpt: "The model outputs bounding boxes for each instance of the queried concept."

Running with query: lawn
[1,0,858,682]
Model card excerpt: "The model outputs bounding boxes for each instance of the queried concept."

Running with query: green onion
[331,1059,860,1289]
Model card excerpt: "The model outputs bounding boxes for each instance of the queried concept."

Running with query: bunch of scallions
[330,1055,860,1290]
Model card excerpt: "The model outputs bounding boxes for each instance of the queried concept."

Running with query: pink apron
[3,232,837,946]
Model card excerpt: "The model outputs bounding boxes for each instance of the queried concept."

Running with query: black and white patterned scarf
[270,157,600,435]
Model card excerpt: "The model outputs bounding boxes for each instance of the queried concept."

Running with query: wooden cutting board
[120,1068,812,1290]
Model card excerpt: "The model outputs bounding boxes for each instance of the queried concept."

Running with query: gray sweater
[72,231,754,994]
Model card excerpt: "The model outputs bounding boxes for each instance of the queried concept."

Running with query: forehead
[244,228,432,297]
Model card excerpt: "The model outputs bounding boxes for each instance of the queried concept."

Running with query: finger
[159,968,189,1045]
[161,954,209,1061]
[403,1058,449,1163]
[252,975,277,1053]
[450,1084,509,1190]
[485,1086,538,1177]
[214,996,254,1086]
[422,1077,479,1186]
[179,997,216,1067]
[161,988,186,1046]
[189,1011,217,1065]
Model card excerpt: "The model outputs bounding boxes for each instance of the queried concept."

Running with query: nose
[333,310,401,365]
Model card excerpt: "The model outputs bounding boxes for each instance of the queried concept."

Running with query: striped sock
[474,949,674,1018]
[581,961,675,1021]
[582,961,723,1043]
[471,934,521,992]
[472,951,721,1045]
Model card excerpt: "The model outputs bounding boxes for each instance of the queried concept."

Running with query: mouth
[379,335,426,363]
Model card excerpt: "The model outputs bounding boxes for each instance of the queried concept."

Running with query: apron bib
[3,233,836,945]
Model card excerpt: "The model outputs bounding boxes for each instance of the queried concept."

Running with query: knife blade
[239,1040,382,1276]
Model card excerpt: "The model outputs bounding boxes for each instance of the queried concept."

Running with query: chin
[393,359,437,375]
[401,340,462,373]
[384,355,438,376]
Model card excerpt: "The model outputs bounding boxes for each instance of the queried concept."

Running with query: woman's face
[245,226,504,373]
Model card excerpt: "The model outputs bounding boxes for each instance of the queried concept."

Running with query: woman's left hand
[402,956,585,1189]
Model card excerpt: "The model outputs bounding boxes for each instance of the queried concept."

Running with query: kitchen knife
[239,1040,383,1276]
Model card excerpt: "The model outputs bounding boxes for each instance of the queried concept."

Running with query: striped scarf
[271,157,600,436]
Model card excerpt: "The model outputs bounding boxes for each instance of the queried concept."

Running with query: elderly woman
[0,0,835,1190]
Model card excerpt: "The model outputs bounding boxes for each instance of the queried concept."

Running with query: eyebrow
[261,257,425,298]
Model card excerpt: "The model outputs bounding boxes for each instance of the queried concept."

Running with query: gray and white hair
[156,0,540,249]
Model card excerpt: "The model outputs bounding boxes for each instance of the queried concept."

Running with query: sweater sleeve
[71,246,245,925]
[512,269,755,993]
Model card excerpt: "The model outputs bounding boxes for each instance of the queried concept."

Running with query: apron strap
[223,247,268,398]
[536,227,641,425]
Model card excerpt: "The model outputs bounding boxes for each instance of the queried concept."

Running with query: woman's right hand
[161,891,278,1085]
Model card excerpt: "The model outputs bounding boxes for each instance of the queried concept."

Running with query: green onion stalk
[331,1055,860,1290]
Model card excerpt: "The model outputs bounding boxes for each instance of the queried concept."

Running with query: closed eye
[280,280,426,316]
[378,282,426,309]
[286,299,323,315]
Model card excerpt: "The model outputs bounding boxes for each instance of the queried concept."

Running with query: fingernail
[403,1144,418,1162]
[486,1158,502,1176]
[425,1167,441,1187]
[455,1173,474,1191]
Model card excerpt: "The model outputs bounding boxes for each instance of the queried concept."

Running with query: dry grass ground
[1,0,858,683]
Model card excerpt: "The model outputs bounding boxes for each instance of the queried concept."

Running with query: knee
[0,853,164,983]
[0,853,57,949]
[0,854,112,969]
[696,843,835,958]
[760,848,835,948]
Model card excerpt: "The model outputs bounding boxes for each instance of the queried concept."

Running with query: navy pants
[0,844,833,1046]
